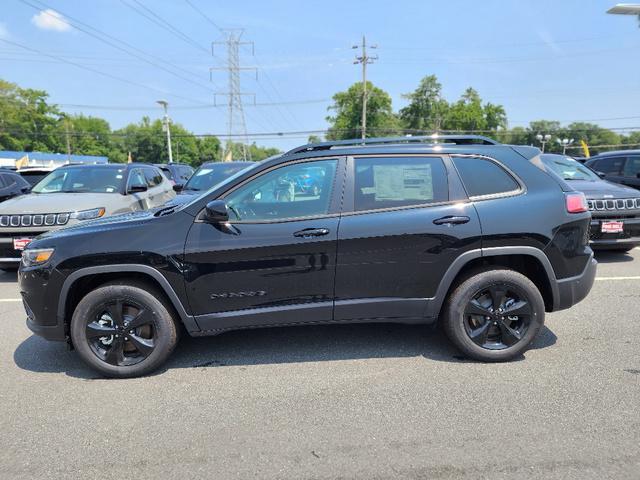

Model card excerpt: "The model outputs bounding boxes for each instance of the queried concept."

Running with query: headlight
[70,207,106,221]
[21,248,55,267]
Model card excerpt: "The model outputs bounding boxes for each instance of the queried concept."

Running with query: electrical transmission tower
[211,29,256,161]
[353,35,377,140]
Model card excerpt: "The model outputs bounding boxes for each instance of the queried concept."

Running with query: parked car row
[0,161,257,270]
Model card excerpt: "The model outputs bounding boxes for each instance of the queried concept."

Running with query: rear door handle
[293,228,330,238]
[433,216,470,226]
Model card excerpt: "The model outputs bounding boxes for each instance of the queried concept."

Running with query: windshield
[32,167,126,194]
[543,156,600,182]
[184,163,253,192]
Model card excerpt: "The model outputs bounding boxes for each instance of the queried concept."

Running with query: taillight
[566,192,588,213]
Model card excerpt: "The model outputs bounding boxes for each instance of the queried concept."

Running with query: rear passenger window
[595,157,624,175]
[453,157,519,197]
[144,168,163,187]
[353,156,448,211]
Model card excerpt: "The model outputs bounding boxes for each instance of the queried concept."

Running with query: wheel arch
[428,247,559,319]
[58,265,199,333]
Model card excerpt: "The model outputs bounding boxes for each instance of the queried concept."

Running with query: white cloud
[31,9,71,32]
[0,22,9,39]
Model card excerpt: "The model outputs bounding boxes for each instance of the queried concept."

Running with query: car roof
[199,161,254,168]
[589,150,640,158]
[154,163,192,168]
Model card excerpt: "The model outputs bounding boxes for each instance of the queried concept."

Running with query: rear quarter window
[453,156,520,197]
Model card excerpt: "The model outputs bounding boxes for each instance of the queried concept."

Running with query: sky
[1,0,639,151]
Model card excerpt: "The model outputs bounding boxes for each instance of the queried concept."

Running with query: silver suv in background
[0,163,175,269]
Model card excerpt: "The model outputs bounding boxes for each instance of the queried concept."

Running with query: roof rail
[283,134,500,156]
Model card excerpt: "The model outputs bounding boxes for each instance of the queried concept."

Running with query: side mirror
[596,171,606,179]
[128,184,147,194]
[173,184,183,192]
[204,200,229,223]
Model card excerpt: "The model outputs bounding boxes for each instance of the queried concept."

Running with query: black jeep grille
[0,213,70,228]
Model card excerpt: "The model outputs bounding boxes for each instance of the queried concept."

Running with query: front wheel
[442,269,545,362]
[70,283,178,378]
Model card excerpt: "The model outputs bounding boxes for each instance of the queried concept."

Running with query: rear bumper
[554,254,597,311]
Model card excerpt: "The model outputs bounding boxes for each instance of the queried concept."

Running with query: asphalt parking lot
[1,249,639,480]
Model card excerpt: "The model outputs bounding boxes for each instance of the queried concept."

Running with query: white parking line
[0,299,21,302]
[595,276,640,281]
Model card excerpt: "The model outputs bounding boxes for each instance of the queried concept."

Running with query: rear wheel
[70,283,178,378]
[442,269,545,362]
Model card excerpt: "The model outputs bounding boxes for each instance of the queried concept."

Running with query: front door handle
[433,215,470,226]
[293,228,330,238]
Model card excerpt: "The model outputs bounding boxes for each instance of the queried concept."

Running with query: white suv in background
[0,163,175,269]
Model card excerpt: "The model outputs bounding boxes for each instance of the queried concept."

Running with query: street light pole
[536,133,552,153]
[157,100,173,164]
[557,138,575,155]
[607,3,640,25]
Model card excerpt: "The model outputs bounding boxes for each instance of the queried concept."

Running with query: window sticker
[372,164,433,201]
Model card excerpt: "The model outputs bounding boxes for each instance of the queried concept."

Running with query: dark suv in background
[154,163,194,189]
[541,154,640,251]
[586,150,640,190]
[19,135,596,377]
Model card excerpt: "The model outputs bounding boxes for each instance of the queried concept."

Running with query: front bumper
[19,266,67,342]
[554,254,597,311]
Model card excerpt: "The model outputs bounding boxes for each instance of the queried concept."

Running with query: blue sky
[1,0,639,151]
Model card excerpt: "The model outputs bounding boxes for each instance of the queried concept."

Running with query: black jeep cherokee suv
[19,135,597,377]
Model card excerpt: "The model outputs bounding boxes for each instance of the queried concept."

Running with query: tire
[442,269,545,362]
[70,283,178,378]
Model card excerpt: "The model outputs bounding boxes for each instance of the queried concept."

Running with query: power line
[18,0,221,93]
[56,99,330,111]
[0,38,208,105]
[183,0,224,32]
[120,0,210,54]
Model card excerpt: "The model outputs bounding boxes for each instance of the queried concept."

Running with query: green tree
[0,79,62,152]
[399,75,449,132]
[196,136,222,165]
[326,81,398,140]
[62,114,115,158]
[114,117,200,165]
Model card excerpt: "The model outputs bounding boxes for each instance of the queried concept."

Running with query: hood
[0,192,125,214]
[164,190,200,207]
[565,179,639,199]
[36,209,157,241]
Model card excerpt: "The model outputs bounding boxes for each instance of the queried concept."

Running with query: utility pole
[157,100,173,163]
[64,117,72,162]
[353,36,377,140]
[211,29,256,161]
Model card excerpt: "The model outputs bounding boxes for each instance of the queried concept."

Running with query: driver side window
[225,159,338,222]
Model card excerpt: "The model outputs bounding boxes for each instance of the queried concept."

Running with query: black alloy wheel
[86,299,157,367]
[71,283,178,378]
[442,269,545,362]
[463,283,531,350]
